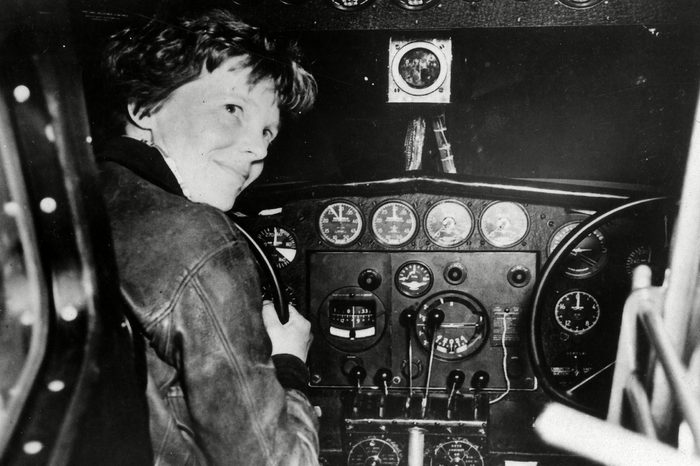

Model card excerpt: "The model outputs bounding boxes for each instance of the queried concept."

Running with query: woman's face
[144,57,280,211]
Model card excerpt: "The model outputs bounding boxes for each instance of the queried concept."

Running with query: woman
[97,9,318,465]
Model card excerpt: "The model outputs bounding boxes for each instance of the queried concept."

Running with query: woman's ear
[127,102,155,130]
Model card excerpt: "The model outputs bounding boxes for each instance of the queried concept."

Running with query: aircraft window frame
[0,93,49,455]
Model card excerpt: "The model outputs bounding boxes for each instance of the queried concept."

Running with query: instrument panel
[236,185,671,465]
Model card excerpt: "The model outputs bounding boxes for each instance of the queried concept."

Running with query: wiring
[490,312,511,404]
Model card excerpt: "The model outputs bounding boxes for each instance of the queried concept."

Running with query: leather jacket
[98,137,319,465]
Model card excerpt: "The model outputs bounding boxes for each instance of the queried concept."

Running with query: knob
[374,368,393,388]
[444,262,467,285]
[471,370,490,391]
[358,268,381,291]
[426,308,445,338]
[447,370,466,392]
[507,265,531,288]
[400,307,418,327]
[349,366,367,386]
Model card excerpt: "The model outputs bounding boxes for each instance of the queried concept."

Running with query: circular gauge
[256,226,297,269]
[625,245,653,276]
[555,291,600,335]
[329,0,375,11]
[479,202,529,248]
[425,200,473,247]
[549,222,608,279]
[347,437,401,466]
[391,41,448,96]
[371,200,418,246]
[393,0,440,11]
[396,261,433,298]
[416,292,488,361]
[428,439,484,466]
[318,201,363,246]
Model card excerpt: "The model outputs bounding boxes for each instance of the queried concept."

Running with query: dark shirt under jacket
[98,137,318,465]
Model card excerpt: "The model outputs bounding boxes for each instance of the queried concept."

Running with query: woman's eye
[225,104,241,115]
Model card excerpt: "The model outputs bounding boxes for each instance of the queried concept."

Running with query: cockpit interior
[1,0,699,465]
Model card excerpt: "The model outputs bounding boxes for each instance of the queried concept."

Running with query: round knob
[399,307,418,327]
[444,262,467,285]
[507,265,531,288]
[358,268,382,291]
[374,368,393,387]
[426,308,445,329]
[470,370,490,391]
[349,366,367,385]
[447,370,466,391]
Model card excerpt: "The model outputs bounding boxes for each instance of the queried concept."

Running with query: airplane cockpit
[1,1,699,465]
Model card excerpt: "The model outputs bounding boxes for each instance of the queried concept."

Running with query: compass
[255,226,298,269]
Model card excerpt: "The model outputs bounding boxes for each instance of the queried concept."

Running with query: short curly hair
[103,9,317,126]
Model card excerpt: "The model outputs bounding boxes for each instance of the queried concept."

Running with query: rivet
[60,305,78,322]
[13,85,30,103]
[3,201,20,217]
[48,380,65,392]
[23,441,43,455]
[44,124,55,143]
[39,197,57,214]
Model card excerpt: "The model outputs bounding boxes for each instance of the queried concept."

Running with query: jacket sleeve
[144,239,319,466]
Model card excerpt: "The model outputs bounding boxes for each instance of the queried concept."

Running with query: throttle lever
[374,368,393,418]
[422,308,445,417]
[400,306,418,411]
[446,370,466,419]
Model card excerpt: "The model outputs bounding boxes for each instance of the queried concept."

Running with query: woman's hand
[262,300,313,362]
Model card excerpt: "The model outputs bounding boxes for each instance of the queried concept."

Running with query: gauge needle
[277,247,295,262]
[571,251,599,268]
[572,292,583,310]
[565,361,616,395]
[572,248,592,253]
[272,228,279,246]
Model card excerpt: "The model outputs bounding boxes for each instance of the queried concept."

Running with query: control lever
[471,370,490,420]
[446,370,466,419]
[422,308,445,418]
[400,306,418,411]
[349,366,366,417]
[374,368,393,418]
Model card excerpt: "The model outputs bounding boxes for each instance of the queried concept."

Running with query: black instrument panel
[235,179,669,464]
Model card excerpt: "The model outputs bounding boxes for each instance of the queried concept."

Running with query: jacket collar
[98,137,184,198]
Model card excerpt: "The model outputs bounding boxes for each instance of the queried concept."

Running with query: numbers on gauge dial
[549,222,608,279]
[425,200,473,247]
[256,226,297,269]
[347,437,401,466]
[429,439,484,466]
[555,291,600,334]
[371,200,418,246]
[395,261,433,298]
[318,201,363,246]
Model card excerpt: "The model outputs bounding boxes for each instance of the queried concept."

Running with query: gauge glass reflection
[479,202,529,248]
[550,223,607,279]
[255,226,297,269]
[393,0,440,11]
[318,201,363,246]
[555,290,600,334]
[329,0,375,10]
[425,200,473,247]
[371,200,418,246]
[396,261,433,298]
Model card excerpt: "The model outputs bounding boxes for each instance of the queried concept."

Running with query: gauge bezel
[391,40,448,97]
[478,201,530,248]
[424,199,474,248]
[395,260,434,298]
[318,200,364,247]
[547,221,581,256]
[549,223,608,279]
[554,290,601,335]
[329,0,376,11]
[392,0,440,11]
[370,199,419,247]
[255,225,298,269]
